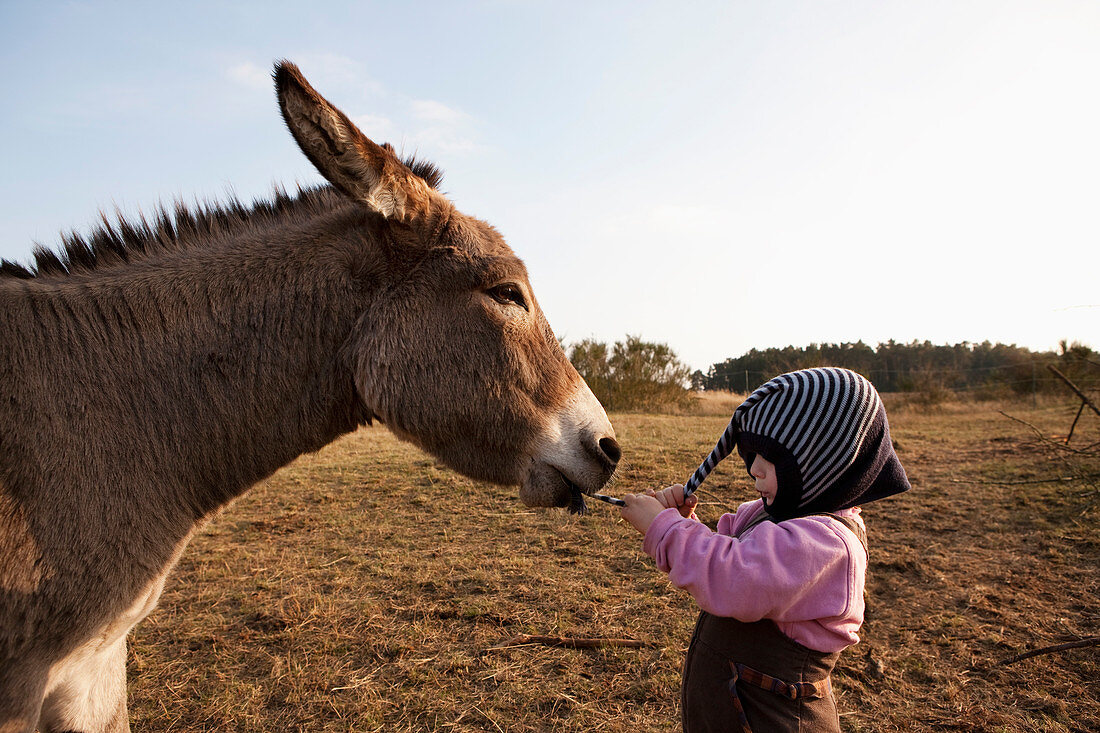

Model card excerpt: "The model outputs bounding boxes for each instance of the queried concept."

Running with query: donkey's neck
[135,237,373,519]
[14,212,377,527]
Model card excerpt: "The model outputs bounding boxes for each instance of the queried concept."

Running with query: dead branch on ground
[996,637,1100,666]
[997,409,1099,501]
[949,475,1100,486]
[481,634,651,653]
[997,411,1097,457]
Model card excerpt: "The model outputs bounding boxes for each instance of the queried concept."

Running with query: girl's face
[750,454,778,505]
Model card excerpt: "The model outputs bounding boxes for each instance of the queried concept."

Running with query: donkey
[0,61,620,733]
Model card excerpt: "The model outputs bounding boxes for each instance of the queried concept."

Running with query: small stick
[591,492,626,506]
[483,633,650,652]
[996,637,1100,666]
[1067,401,1086,443]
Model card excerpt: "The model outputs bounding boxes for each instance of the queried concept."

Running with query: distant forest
[696,340,1099,396]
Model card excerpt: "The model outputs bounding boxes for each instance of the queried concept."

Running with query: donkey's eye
[488,284,527,311]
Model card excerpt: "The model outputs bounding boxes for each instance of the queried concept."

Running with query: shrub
[568,335,693,413]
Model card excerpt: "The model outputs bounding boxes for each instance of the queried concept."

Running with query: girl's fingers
[678,493,698,517]
[633,485,695,511]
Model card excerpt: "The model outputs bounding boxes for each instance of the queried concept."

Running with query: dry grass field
[127,395,1099,732]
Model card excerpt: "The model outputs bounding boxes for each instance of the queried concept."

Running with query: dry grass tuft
[669,390,747,417]
[129,400,1099,731]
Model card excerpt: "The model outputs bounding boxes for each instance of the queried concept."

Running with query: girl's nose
[749,455,764,478]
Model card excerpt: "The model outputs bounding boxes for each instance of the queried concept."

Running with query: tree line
[699,339,1098,397]
[567,336,1098,412]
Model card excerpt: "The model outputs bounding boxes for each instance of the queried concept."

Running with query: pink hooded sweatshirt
[643,498,867,654]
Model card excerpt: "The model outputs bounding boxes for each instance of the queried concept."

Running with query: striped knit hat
[734,367,910,520]
[683,367,910,521]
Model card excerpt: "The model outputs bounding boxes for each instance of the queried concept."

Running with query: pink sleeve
[642,507,862,625]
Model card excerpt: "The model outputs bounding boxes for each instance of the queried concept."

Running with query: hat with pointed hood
[683,367,910,521]
[733,367,910,520]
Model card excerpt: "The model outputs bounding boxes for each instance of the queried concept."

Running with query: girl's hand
[649,484,697,518]
[619,493,666,535]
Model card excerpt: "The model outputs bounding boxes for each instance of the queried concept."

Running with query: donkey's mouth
[557,471,589,515]
[519,460,611,513]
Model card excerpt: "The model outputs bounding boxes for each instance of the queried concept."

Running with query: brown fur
[0,61,618,732]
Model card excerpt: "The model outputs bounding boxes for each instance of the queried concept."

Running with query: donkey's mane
[0,153,443,281]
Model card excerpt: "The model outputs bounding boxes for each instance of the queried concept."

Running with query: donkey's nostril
[598,436,622,466]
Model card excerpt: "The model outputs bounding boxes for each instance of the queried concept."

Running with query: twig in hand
[996,637,1100,666]
[481,633,651,653]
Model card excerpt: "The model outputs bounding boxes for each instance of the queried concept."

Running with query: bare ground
[128,398,1100,731]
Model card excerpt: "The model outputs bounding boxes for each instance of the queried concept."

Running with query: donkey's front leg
[39,635,129,733]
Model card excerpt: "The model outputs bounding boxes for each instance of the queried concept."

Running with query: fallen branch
[996,637,1100,666]
[999,411,1098,456]
[482,633,651,653]
[948,476,1099,486]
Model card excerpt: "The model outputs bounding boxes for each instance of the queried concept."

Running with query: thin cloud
[411,127,481,154]
[225,57,480,155]
[410,99,469,125]
[407,99,481,154]
[293,52,386,97]
[596,203,730,242]
[352,114,397,144]
[226,62,270,91]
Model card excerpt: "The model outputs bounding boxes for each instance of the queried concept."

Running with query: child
[619,367,910,733]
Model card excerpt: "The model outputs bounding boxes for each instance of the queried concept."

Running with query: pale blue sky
[2,1,1097,371]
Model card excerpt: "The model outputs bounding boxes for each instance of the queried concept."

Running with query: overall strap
[811,512,868,556]
[726,660,833,733]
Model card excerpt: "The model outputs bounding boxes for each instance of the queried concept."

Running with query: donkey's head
[275,61,618,510]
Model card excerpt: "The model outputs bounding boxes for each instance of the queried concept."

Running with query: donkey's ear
[274,60,434,222]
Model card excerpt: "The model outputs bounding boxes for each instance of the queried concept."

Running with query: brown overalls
[680,513,867,733]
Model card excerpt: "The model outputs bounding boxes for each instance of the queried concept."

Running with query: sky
[1,1,1097,372]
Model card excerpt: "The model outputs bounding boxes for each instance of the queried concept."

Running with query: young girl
[620,367,910,732]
